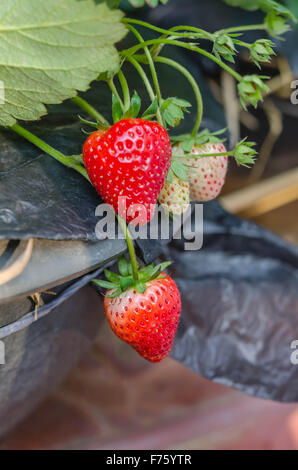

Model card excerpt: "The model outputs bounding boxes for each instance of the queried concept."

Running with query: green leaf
[118,256,129,276]
[123,91,141,119]
[0,0,126,127]
[108,288,123,298]
[112,95,123,123]
[161,97,192,128]
[92,279,118,289]
[159,261,172,271]
[182,137,195,153]
[169,98,192,108]
[104,269,120,283]
[139,263,154,275]
[196,128,226,145]
[142,97,158,119]
[166,167,174,183]
[171,160,188,181]
[130,91,142,118]
[106,0,122,8]
[170,133,192,143]
[223,0,295,20]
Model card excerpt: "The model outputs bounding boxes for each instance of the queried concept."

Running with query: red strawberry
[83,119,172,225]
[104,274,181,363]
[173,142,228,201]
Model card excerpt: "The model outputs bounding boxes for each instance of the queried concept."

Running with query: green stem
[126,58,163,126]
[152,56,203,137]
[127,56,156,101]
[11,123,90,181]
[107,78,125,111]
[116,215,139,283]
[219,24,266,34]
[234,39,253,48]
[122,18,213,40]
[71,96,109,126]
[122,39,242,82]
[173,151,233,159]
[167,25,214,40]
[118,70,131,112]
[126,24,164,126]
[149,26,214,59]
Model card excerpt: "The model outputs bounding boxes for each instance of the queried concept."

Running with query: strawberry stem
[107,79,125,112]
[218,24,267,34]
[71,96,109,126]
[122,18,213,41]
[122,39,242,82]
[151,56,203,138]
[116,215,139,283]
[10,123,90,181]
[118,70,131,113]
[125,24,164,127]
[126,56,156,102]
[173,152,234,159]
[166,25,214,41]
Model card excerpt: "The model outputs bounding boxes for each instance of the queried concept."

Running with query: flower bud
[238,74,269,109]
[251,39,275,68]
[213,34,236,63]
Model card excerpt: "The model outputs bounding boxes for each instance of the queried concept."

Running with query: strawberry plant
[1,0,295,361]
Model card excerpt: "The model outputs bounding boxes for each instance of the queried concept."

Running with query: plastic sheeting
[4,201,297,403]
[168,202,298,403]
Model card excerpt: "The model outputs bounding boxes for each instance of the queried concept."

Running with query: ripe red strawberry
[173,142,228,201]
[158,174,190,215]
[83,119,172,225]
[104,274,181,363]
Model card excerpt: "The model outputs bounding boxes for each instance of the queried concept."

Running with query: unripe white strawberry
[158,174,190,215]
[173,142,228,202]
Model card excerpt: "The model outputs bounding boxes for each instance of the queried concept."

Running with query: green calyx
[112,91,161,123]
[234,139,257,167]
[168,128,227,182]
[213,33,237,63]
[170,133,257,169]
[238,75,270,109]
[171,128,227,152]
[160,97,192,128]
[264,12,292,37]
[92,256,172,298]
[250,39,275,68]
[78,115,110,133]
[111,86,193,129]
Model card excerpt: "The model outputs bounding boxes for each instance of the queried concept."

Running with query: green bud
[213,33,237,63]
[264,12,291,37]
[234,139,257,167]
[238,75,269,109]
[161,97,192,128]
[250,39,275,68]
